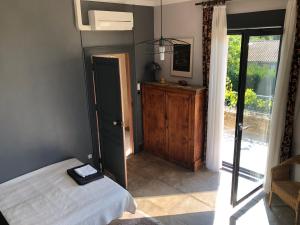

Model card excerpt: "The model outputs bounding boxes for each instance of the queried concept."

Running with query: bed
[0,159,136,225]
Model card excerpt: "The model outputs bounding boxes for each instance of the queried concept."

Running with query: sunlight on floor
[135,192,216,216]
[235,201,270,225]
[114,151,295,225]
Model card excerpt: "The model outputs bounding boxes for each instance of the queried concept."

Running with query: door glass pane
[223,35,242,167]
[236,35,281,200]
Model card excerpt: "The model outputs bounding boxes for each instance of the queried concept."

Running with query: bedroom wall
[0,0,153,183]
[79,1,154,155]
[153,0,287,86]
[154,1,203,85]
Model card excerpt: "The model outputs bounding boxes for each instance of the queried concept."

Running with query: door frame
[83,46,138,171]
[228,28,283,207]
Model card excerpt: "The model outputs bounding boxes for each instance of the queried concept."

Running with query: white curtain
[206,5,228,172]
[264,0,297,192]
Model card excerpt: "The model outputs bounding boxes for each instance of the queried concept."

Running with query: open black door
[92,56,127,188]
[229,29,282,206]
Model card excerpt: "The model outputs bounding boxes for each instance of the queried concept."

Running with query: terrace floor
[222,129,268,199]
[222,127,268,174]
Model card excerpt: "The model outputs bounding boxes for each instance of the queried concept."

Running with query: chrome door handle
[238,123,244,131]
[238,123,250,131]
[113,120,123,127]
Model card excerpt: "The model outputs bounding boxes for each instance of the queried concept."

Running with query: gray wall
[154,1,203,86]
[133,5,155,150]
[0,0,92,183]
[0,0,153,183]
[153,0,287,86]
[79,2,154,153]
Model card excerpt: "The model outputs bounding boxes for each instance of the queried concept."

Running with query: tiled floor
[121,151,295,225]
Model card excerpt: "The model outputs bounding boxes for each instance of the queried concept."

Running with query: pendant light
[137,0,189,61]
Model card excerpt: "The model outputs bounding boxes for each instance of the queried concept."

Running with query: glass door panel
[229,30,283,206]
[236,35,281,201]
[223,35,242,167]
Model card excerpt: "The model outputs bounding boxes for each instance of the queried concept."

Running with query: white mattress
[0,159,136,225]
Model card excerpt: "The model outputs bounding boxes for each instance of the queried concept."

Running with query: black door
[92,56,126,188]
[228,28,283,206]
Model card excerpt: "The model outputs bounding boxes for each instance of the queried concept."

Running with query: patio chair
[269,155,300,225]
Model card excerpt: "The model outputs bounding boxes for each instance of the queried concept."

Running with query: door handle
[238,123,243,131]
[238,123,250,131]
[113,120,123,127]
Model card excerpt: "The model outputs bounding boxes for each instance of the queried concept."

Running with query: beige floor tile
[134,198,168,218]
[126,151,295,225]
[127,172,154,193]
[132,178,181,198]
[167,195,212,215]
[190,191,218,208]
[176,211,215,225]
[157,216,186,225]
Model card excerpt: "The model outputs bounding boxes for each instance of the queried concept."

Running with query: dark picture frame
[171,38,193,78]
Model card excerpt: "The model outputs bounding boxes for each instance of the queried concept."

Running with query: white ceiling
[84,0,194,6]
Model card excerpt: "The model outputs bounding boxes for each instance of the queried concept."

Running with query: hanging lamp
[138,0,189,61]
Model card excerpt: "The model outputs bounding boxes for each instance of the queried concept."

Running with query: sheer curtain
[264,0,297,192]
[206,5,228,172]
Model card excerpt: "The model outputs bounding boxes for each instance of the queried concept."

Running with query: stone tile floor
[116,151,295,225]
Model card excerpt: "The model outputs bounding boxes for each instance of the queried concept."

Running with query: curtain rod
[195,0,231,6]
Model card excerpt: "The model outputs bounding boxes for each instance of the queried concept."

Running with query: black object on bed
[0,211,9,225]
[67,164,104,185]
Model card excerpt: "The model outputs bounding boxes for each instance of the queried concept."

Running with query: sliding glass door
[227,29,282,206]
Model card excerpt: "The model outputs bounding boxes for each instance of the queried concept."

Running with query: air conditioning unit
[88,10,134,31]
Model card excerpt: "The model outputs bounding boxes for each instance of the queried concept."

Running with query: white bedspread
[0,159,136,225]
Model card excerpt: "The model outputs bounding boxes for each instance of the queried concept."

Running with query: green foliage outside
[225,77,237,108]
[225,78,273,114]
[246,63,277,92]
[227,35,241,93]
[225,35,278,114]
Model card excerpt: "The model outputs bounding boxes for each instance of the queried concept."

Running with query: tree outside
[222,34,281,175]
[225,35,280,115]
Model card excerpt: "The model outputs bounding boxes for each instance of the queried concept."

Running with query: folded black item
[67,164,104,185]
[0,211,9,225]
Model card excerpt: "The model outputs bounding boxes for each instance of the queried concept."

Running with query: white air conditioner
[88,10,134,31]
